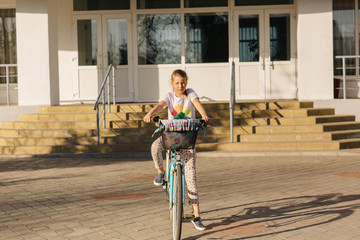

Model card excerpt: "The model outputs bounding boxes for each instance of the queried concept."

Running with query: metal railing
[0,64,17,106]
[230,61,235,143]
[335,55,360,99]
[94,64,116,144]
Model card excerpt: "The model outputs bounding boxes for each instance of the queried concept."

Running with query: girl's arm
[192,98,210,123]
[143,100,167,123]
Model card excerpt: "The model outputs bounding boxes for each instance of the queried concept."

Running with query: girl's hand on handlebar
[202,116,210,123]
[143,114,152,123]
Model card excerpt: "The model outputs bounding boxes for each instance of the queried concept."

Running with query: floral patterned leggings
[151,136,199,205]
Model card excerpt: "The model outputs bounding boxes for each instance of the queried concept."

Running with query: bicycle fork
[166,150,186,207]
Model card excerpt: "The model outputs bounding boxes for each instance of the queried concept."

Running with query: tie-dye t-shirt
[161,88,199,120]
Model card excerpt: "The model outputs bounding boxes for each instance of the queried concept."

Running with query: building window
[185,13,228,63]
[77,19,98,65]
[235,0,293,6]
[0,9,16,84]
[137,14,181,64]
[184,0,228,8]
[239,15,259,62]
[270,14,290,61]
[333,0,356,75]
[73,0,130,11]
[107,19,128,65]
[137,0,180,9]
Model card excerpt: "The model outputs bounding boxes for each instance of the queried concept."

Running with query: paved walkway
[1,152,360,239]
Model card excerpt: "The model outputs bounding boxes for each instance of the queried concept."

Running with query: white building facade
[0,0,346,106]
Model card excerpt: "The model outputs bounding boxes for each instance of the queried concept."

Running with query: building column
[297,0,333,100]
[16,0,59,106]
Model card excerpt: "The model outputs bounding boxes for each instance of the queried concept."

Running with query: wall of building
[14,0,337,105]
[16,0,59,106]
[297,0,334,100]
[0,0,15,8]
[57,0,74,103]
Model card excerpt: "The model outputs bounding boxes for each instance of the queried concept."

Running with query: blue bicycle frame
[166,150,186,206]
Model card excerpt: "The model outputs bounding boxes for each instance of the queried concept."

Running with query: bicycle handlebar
[199,119,207,127]
[151,116,160,123]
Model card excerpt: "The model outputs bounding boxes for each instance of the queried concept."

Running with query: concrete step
[245,108,335,118]
[204,107,334,118]
[253,121,360,134]
[0,128,98,138]
[20,111,169,122]
[207,115,354,127]
[339,138,360,149]
[20,113,96,121]
[239,132,333,142]
[37,101,314,114]
[23,107,334,123]
[14,113,354,132]
[322,122,360,132]
[1,120,98,129]
[0,130,230,147]
[2,100,360,155]
[0,136,98,146]
[38,104,157,113]
[331,129,360,140]
[201,101,314,111]
[239,129,360,143]
[196,140,340,151]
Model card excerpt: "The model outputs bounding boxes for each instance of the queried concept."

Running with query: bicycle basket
[160,119,201,150]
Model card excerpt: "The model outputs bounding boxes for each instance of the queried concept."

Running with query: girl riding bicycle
[143,69,209,231]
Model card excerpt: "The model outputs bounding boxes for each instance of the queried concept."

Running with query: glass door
[73,14,133,102]
[234,9,296,99]
[265,9,296,99]
[73,15,102,101]
[102,14,134,102]
[235,10,265,99]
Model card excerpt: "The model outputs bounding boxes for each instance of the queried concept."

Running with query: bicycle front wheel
[172,163,183,240]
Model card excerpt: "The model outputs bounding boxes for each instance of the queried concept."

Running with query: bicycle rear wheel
[172,163,183,240]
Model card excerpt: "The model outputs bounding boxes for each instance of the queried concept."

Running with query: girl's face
[172,75,187,97]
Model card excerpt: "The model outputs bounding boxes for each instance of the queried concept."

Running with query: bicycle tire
[172,163,183,240]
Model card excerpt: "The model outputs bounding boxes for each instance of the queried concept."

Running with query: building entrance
[72,14,134,102]
[234,9,297,99]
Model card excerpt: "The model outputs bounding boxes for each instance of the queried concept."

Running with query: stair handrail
[335,55,360,99]
[230,61,235,143]
[94,64,116,144]
[0,64,17,106]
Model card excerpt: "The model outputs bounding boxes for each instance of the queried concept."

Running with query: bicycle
[152,116,206,240]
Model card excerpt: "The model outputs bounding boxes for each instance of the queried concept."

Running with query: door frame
[72,13,134,102]
[233,8,297,100]
[264,9,297,99]
[101,13,134,102]
[72,14,102,102]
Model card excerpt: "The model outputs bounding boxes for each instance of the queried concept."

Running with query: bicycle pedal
[162,180,167,189]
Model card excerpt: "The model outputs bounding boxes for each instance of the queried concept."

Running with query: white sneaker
[191,217,206,231]
[153,172,164,186]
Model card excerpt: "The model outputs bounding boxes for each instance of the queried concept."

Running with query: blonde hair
[171,69,188,84]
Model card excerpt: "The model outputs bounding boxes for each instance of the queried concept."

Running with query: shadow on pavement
[184,193,360,239]
[0,155,150,172]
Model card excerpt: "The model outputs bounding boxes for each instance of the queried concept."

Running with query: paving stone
[1,153,360,239]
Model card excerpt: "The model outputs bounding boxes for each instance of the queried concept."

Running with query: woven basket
[161,130,199,150]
